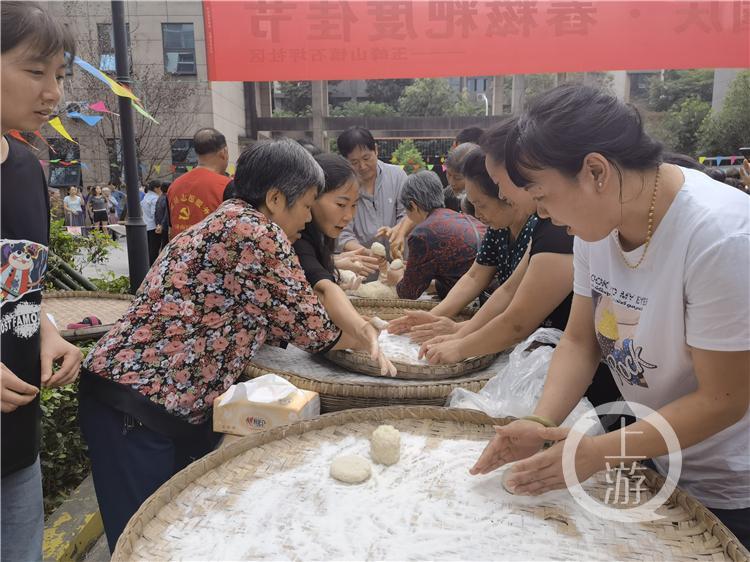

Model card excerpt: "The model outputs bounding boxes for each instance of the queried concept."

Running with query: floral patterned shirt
[83,200,340,424]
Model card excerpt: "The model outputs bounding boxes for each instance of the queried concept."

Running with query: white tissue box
[213,374,320,435]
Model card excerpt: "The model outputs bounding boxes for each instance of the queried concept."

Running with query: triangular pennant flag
[88,100,118,115]
[80,162,89,170]
[698,156,706,164]
[186,165,194,171]
[73,56,139,101]
[131,100,159,124]
[8,130,38,150]
[441,164,447,173]
[68,112,103,127]
[398,165,405,170]
[39,160,48,166]
[153,164,161,174]
[730,156,737,165]
[716,156,725,165]
[49,159,61,163]
[33,130,55,153]
[47,117,78,144]
[228,164,236,175]
[427,164,434,170]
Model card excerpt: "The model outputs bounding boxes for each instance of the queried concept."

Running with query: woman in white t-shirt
[470,84,749,547]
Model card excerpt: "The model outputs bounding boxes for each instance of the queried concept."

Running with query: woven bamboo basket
[112,406,749,562]
[42,291,133,342]
[245,298,497,411]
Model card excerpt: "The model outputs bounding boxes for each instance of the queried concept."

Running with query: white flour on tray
[151,431,666,561]
[372,331,427,365]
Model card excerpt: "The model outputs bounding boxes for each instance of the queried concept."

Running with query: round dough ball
[371,425,401,466]
[370,242,387,258]
[330,454,372,484]
[390,258,404,270]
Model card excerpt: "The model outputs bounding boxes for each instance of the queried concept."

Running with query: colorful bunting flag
[33,130,55,152]
[88,100,118,115]
[153,164,161,174]
[698,156,706,164]
[186,165,194,171]
[7,130,37,149]
[441,164,447,173]
[228,164,236,175]
[68,112,104,127]
[131,100,159,124]
[73,56,139,102]
[427,164,434,170]
[47,117,77,144]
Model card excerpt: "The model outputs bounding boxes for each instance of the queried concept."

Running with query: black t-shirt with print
[529,218,574,332]
[1,137,50,477]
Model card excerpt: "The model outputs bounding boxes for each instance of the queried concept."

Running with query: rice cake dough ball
[370,242,387,258]
[389,258,404,270]
[370,424,401,466]
[330,454,372,484]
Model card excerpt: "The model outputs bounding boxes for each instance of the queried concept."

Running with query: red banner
[203,1,749,82]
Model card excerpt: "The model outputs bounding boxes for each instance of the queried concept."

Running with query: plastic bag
[447,328,602,433]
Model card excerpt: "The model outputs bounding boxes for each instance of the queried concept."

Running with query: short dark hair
[337,126,376,158]
[462,146,502,199]
[146,180,161,192]
[456,126,484,145]
[234,138,324,209]
[193,128,227,156]
[1,1,76,64]
[505,84,663,187]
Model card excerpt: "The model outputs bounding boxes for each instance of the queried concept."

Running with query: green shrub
[390,139,427,175]
[40,341,94,515]
[90,272,131,294]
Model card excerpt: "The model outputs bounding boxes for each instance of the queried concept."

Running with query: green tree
[648,69,714,112]
[390,139,426,175]
[397,79,458,117]
[276,81,312,116]
[329,100,397,117]
[661,97,711,156]
[450,91,486,116]
[365,79,414,108]
[698,70,750,155]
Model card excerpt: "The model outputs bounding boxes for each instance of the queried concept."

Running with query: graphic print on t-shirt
[591,280,655,388]
[0,239,48,305]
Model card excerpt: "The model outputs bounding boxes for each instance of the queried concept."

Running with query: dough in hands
[330,454,372,484]
[389,258,404,270]
[371,425,401,466]
[352,280,398,299]
[370,242,387,258]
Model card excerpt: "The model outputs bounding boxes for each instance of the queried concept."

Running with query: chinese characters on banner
[202,1,750,81]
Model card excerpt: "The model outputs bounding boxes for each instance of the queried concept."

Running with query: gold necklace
[615,165,660,269]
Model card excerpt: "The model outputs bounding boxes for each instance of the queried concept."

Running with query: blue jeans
[79,392,219,553]
[1,457,43,562]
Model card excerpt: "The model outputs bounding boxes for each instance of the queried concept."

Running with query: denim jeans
[1,456,43,562]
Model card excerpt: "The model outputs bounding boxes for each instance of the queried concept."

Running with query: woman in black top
[293,153,396,376]
[88,185,109,233]
[418,119,621,408]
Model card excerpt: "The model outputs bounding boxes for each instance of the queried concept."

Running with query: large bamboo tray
[245,298,501,411]
[42,291,133,342]
[112,406,749,562]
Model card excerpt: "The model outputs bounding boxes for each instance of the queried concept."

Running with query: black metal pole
[112,0,149,293]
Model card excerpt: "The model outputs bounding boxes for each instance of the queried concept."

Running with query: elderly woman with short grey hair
[78,138,392,551]
[385,171,486,299]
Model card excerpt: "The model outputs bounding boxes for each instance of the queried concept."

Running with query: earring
[598,182,603,187]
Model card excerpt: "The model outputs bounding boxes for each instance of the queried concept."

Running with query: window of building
[47,138,81,188]
[171,138,198,177]
[97,23,131,73]
[162,23,197,75]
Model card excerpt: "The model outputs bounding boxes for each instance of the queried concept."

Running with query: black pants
[79,393,220,552]
[146,229,161,265]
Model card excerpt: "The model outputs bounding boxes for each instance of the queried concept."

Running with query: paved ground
[80,230,132,280]
[82,535,109,562]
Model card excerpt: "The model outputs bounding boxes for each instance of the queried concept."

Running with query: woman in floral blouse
[79,139,390,552]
